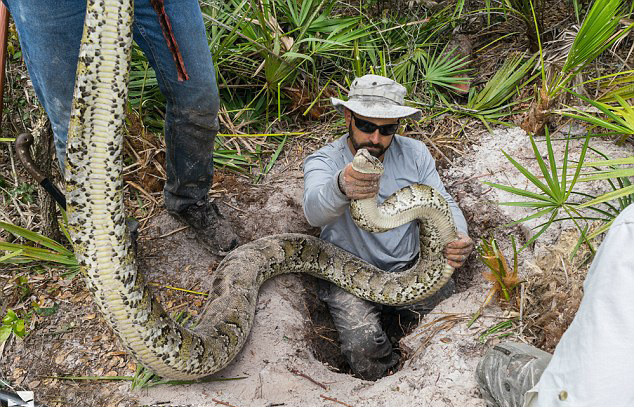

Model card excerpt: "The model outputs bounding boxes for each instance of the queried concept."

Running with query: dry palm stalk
[479,237,522,308]
[522,229,596,351]
[521,87,552,135]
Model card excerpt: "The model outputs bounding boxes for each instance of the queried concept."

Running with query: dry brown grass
[520,229,598,352]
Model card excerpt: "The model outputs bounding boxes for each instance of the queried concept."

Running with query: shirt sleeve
[303,152,350,227]
[417,144,469,235]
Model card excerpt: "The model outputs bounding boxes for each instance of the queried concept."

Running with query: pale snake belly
[65,0,458,379]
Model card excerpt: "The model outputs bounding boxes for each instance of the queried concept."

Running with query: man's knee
[339,324,398,381]
[170,93,219,131]
[339,324,389,356]
[320,283,398,380]
[319,283,382,331]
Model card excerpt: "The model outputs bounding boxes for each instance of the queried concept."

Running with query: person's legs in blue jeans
[5,0,239,253]
[132,0,219,213]
[131,0,239,252]
[3,0,83,167]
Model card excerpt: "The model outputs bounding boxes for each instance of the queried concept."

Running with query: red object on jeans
[150,0,189,81]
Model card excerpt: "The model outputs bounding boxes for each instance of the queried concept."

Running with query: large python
[65,0,457,380]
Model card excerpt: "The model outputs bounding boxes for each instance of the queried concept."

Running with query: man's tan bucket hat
[331,74,422,120]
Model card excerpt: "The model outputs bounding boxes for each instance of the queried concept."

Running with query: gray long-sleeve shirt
[303,134,468,272]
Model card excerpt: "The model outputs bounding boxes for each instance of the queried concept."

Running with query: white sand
[137,127,633,407]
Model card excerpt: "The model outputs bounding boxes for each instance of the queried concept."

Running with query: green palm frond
[468,52,538,111]
[561,90,634,136]
[421,46,471,93]
[549,0,633,95]
[484,129,590,249]
[0,221,78,269]
[562,0,627,74]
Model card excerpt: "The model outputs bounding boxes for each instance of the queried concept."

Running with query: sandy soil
[2,126,631,407]
[136,127,633,407]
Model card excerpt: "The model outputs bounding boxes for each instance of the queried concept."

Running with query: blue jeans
[5,0,219,212]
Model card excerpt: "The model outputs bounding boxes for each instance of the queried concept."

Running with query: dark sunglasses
[351,112,400,136]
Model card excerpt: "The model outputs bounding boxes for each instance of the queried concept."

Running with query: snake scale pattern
[65,0,458,379]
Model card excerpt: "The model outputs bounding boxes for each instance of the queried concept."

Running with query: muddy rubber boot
[170,200,240,255]
[476,342,552,407]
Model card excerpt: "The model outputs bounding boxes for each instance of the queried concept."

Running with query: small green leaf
[0,325,12,343]
[2,310,17,324]
[579,185,634,208]
[13,319,25,338]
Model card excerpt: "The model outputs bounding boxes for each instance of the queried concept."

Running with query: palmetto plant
[0,221,78,271]
[485,121,633,248]
[484,128,591,250]
[578,154,634,238]
[459,52,538,127]
[421,46,471,96]
[522,0,633,133]
[392,44,470,107]
[543,0,633,98]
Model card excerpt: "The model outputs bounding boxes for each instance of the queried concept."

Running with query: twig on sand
[212,398,239,407]
[405,314,465,362]
[222,201,247,213]
[156,225,188,239]
[320,394,355,407]
[288,367,328,390]
[449,172,494,187]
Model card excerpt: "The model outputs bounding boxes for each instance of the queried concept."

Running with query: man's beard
[348,123,391,158]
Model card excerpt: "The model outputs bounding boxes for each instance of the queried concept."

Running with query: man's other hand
[338,163,381,200]
[444,232,474,268]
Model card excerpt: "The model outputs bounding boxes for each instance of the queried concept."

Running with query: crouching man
[303,75,473,380]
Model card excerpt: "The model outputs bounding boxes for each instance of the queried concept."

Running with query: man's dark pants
[320,277,455,380]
